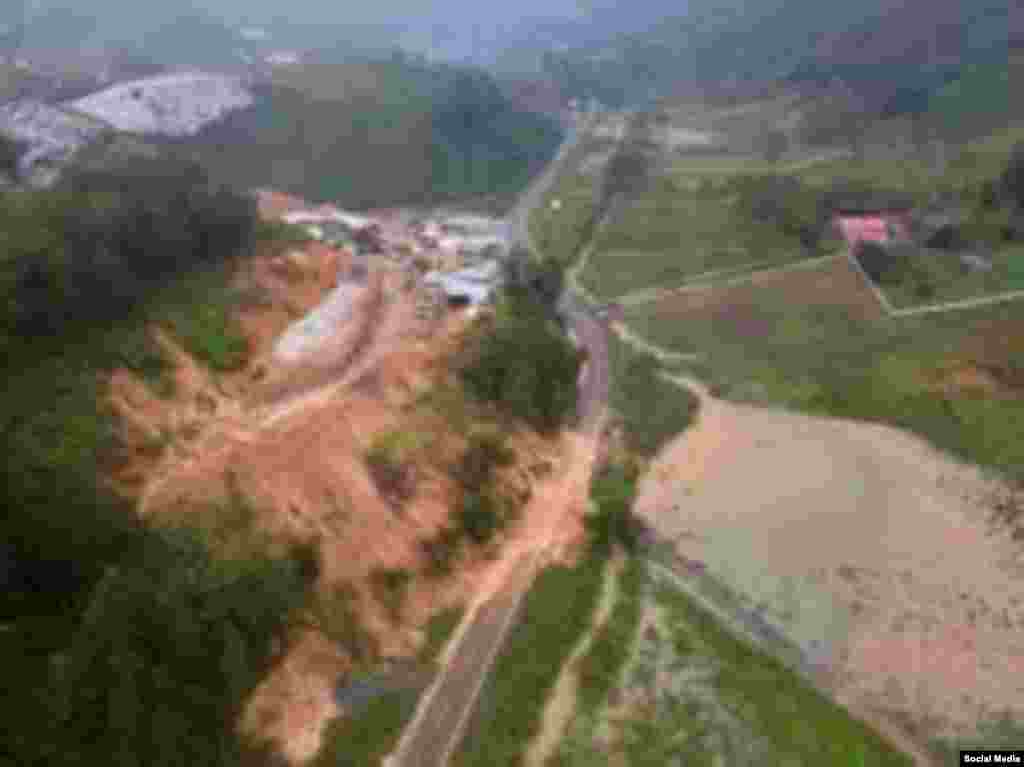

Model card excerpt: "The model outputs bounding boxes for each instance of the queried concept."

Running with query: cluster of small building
[266,193,509,311]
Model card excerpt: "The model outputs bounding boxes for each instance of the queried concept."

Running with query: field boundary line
[616,253,842,308]
[611,320,702,363]
[890,288,1024,317]
[614,259,771,307]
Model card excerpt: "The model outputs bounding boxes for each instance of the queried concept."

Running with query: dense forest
[0,155,319,766]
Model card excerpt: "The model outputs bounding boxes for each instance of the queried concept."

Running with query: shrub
[365,430,423,507]
[418,606,465,664]
[586,460,642,554]
[420,525,462,578]
[369,567,413,622]
[302,584,377,662]
[453,428,515,492]
[457,490,503,545]
[855,241,907,285]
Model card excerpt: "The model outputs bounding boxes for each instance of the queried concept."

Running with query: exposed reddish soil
[101,199,575,762]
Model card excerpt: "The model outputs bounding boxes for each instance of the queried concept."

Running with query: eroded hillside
[101,201,582,762]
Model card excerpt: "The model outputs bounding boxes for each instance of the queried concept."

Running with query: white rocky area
[68,72,254,137]
[0,100,108,175]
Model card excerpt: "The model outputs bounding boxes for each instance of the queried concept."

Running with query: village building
[834,198,914,246]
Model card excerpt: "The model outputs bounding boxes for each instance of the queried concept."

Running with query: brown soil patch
[240,629,351,765]
[637,382,1024,746]
[655,256,883,322]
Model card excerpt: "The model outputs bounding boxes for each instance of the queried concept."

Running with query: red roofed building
[836,211,913,246]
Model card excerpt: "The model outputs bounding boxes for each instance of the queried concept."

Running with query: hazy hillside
[530,0,1013,113]
[159,60,563,209]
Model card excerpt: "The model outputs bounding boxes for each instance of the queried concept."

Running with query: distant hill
[525,0,1013,114]
[1,55,561,209]
[157,60,563,209]
[928,56,1015,138]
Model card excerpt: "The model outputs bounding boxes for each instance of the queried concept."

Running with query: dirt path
[636,375,1024,747]
[524,551,626,767]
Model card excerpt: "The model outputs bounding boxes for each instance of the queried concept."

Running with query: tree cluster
[1000,141,1024,211]
[0,155,309,766]
[458,286,583,434]
[1,154,258,347]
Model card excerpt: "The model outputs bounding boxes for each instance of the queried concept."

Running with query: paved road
[386,112,610,767]
[391,553,537,767]
[508,109,609,436]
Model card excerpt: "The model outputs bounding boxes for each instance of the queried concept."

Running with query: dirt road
[636,375,1024,748]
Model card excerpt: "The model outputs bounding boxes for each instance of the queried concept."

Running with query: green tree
[458,292,582,433]
[50,528,307,767]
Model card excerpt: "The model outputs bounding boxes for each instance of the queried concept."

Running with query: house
[830,191,915,246]
[423,260,502,307]
[835,207,913,246]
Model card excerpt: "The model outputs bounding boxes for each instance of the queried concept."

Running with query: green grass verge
[629,579,915,766]
[312,606,465,767]
[931,714,1024,761]
[574,556,646,713]
[452,552,608,767]
[311,686,424,767]
[530,172,600,267]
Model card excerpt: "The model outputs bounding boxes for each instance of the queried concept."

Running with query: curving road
[385,111,610,767]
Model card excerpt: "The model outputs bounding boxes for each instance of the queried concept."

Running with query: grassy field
[564,109,1024,479]
[573,555,646,715]
[625,260,1024,481]
[633,577,912,766]
[549,566,914,767]
[792,121,1024,202]
[579,173,819,301]
[869,243,1024,310]
[531,171,599,267]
